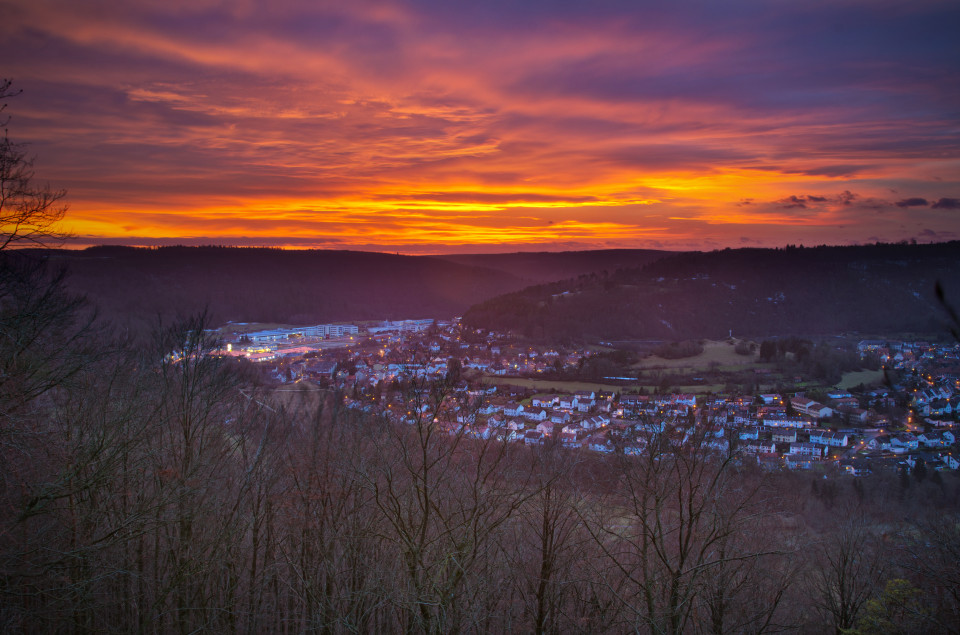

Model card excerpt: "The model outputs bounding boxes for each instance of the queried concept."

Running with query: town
[215,319,960,479]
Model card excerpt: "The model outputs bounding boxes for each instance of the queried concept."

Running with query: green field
[837,369,886,390]
[482,376,631,394]
[630,339,764,372]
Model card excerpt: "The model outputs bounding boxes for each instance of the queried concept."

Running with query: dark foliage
[41,245,531,326]
[463,242,960,341]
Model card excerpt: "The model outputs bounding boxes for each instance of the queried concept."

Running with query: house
[764,416,807,428]
[867,434,892,451]
[791,397,833,419]
[904,453,938,469]
[536,421,556,436]
[705,424,726,438]
[582,415,610,429]
[589,438,614,453]
[840,459,872,477]
[809,430,849,447]
[487,415,505,429]
[789,442,826,457]
[503,402,524,417]
[743,440,776,454]
[838,407,870,424]
[784,455,816,470]
[304,360,337,379]
[891,433,919,450]
[560,431,581,447]
[531,394,558,408]
[523,408,548,422]
[524,430,544,445]
[478,403,502,415]
[558,396,578,410]
[929,399,953,417]
[705,437,730,453]
[618,394,647,412]
[468,425,492,440]
[506,420,526,432]
[574,390,596,405]
[561,423,583,436]
[672,393,697,407]
[757,453,782,470]
[772,429,798,444]
[918,431,950,448]
[738,427,760,441]
[832,396,859,410]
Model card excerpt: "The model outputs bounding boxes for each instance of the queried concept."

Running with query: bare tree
[360,371,534,633]
[810,512,885,634]
[506,442,616,634]
[581,425,776,634]
[0,80,68,250]
[895,513,960,633]
[279,387,388,632]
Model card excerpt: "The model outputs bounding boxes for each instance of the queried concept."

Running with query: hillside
[42,246,530,325]
[31,246,683,326]
[437,249,672,284]
[462,242,960,341]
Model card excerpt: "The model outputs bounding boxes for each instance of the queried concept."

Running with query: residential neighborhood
[215,320,960,478]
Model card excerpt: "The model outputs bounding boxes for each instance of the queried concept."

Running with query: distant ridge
[437,249,673,284]
[42,246,523,325]
[35,245,672,326]
[462,242,960,341]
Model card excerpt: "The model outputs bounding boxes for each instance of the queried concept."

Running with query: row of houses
[867,430,955,451]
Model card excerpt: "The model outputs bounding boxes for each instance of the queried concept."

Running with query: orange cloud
[4,0,959,252]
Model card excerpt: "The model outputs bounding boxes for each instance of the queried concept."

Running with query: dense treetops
[463,241,960,341]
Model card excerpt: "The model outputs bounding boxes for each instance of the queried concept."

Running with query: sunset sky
[3,0,959,253]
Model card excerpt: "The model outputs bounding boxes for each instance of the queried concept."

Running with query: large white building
[247,323,358,342]
[300,324,359,338]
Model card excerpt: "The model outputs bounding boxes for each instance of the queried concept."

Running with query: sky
[2,0,959,254]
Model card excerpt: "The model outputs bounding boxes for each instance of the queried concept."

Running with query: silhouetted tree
[1,80,68,249]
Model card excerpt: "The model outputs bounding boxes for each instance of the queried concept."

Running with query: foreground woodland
[2,255,960,635]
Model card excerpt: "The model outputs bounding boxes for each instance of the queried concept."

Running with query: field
[630,339,764,371]
[481,376,632,394]
[837,369,886,390]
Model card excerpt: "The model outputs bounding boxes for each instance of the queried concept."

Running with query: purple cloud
[895,198,929,208]
[932,198,960,209]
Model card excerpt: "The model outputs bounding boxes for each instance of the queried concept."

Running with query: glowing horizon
[3,0,959,253]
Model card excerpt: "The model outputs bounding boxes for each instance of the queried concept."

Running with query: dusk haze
[3,0,959,252]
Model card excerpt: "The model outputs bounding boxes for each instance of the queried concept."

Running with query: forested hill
[33,246,680,326]
[42,246,533,325]
[462,242,960,341]
[437,249,671,284]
